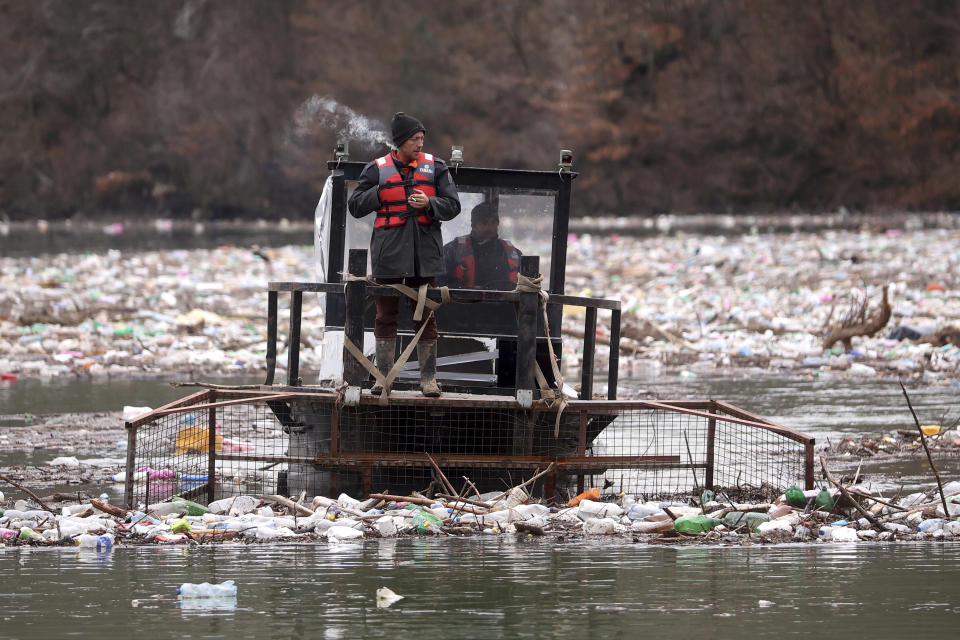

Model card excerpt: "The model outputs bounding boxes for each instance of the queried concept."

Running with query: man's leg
[372,281,401,395]
[407,277,440,397]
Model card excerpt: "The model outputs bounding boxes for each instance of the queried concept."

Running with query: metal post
[328,172,347,285]
[287,291,303,386]
[515,256,539,404]
[207,394,217,504]
[343,249,368,387]
[550,175,571,295]
[607,308,621,400]
[577,408,587,495]
[124,423,137,509]
[705,406,717,489]
[580,306,597,400]
[264,290,278,385]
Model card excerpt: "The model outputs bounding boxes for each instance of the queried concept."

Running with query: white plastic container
[578,499,624,519]
[326,525,364,541]
[376,515,397,537]
[77,533,114,551]
[177,580,237,599]
[582,517,617,535]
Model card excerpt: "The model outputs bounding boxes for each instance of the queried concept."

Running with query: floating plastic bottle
[815,488,835,512]
[177,580,237,599]
[917,518,944,532]
[410,507,443,533]
[77,533,114,551]
[673,515,722,534]
[171,497,210,516]
[721,511,771,530]
[785,486,807,508]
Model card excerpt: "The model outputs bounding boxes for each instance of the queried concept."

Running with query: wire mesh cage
[124,391,814,508]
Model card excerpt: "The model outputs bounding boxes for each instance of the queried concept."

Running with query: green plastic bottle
[674,515,722,534]
[411,507,443,534]
[785,486,806,508]
[721,511,771,530]
[815,487,835,511]
[172,497,210,516]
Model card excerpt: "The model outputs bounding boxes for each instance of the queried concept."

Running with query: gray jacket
[348,153,461,278]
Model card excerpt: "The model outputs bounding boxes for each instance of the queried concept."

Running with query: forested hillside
[2,0,958,219]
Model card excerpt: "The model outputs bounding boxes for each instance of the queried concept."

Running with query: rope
[514,273,568,435]
[340,280,450,404]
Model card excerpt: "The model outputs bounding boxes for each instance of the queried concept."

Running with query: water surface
[2,539,957,638]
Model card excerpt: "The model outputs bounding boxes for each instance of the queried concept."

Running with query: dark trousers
[374,276,438,340]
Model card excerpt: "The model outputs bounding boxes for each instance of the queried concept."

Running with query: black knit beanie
[391,112,425,147]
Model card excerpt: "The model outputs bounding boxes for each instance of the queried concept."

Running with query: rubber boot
[418,339,441,397]
[370,338,396,396]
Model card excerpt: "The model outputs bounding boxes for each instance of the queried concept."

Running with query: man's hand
[408,188,430,210]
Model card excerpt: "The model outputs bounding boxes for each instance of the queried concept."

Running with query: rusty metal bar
[711,400,815,445]
[207,392,217,504]
[125,390,214,427]
[214,451,682,471]
[805,443,815,490]
[149,393,298,417]
[706,406,717,489]
[123,422,138,509]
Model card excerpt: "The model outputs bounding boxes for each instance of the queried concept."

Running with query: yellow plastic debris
[175,426,223,454]
[920,424,941,436]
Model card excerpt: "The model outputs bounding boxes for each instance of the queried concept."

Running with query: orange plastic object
[567,487,601,507]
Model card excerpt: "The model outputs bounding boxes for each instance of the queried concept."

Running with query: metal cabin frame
[264,158,621,398]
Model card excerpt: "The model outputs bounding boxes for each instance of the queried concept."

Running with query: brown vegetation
[1,1,959,220]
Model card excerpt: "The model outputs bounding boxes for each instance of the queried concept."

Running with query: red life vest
[374,152,437,228]
[450,235,521,288]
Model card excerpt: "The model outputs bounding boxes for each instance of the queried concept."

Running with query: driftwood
[819,455,883,529]
[899,379,952,519]
[91,498,128,519]
[368,493,487,515]
[425,453,458,497]
[917,324,960,347]
[0,472,55,512]
[823,285,890,350]
[265,494,315,517]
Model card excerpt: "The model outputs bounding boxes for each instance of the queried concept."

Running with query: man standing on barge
[348,112,461,397]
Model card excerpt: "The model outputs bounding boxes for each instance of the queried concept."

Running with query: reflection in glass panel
[440,188,554,291]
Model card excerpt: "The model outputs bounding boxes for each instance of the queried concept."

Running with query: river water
[2,539,959,637]
[3,227,959,637]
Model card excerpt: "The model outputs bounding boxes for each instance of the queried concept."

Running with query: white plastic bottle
[77,533,114,551]
[177,580,237,599]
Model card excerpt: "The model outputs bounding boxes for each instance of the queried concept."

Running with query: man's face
[473,216,499,242]
[397,133,424,161]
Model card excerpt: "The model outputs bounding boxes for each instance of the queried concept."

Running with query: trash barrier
[121,390,815,510]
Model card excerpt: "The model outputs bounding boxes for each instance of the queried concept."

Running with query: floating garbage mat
[4,477,960,546]
[119,389,815,510]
